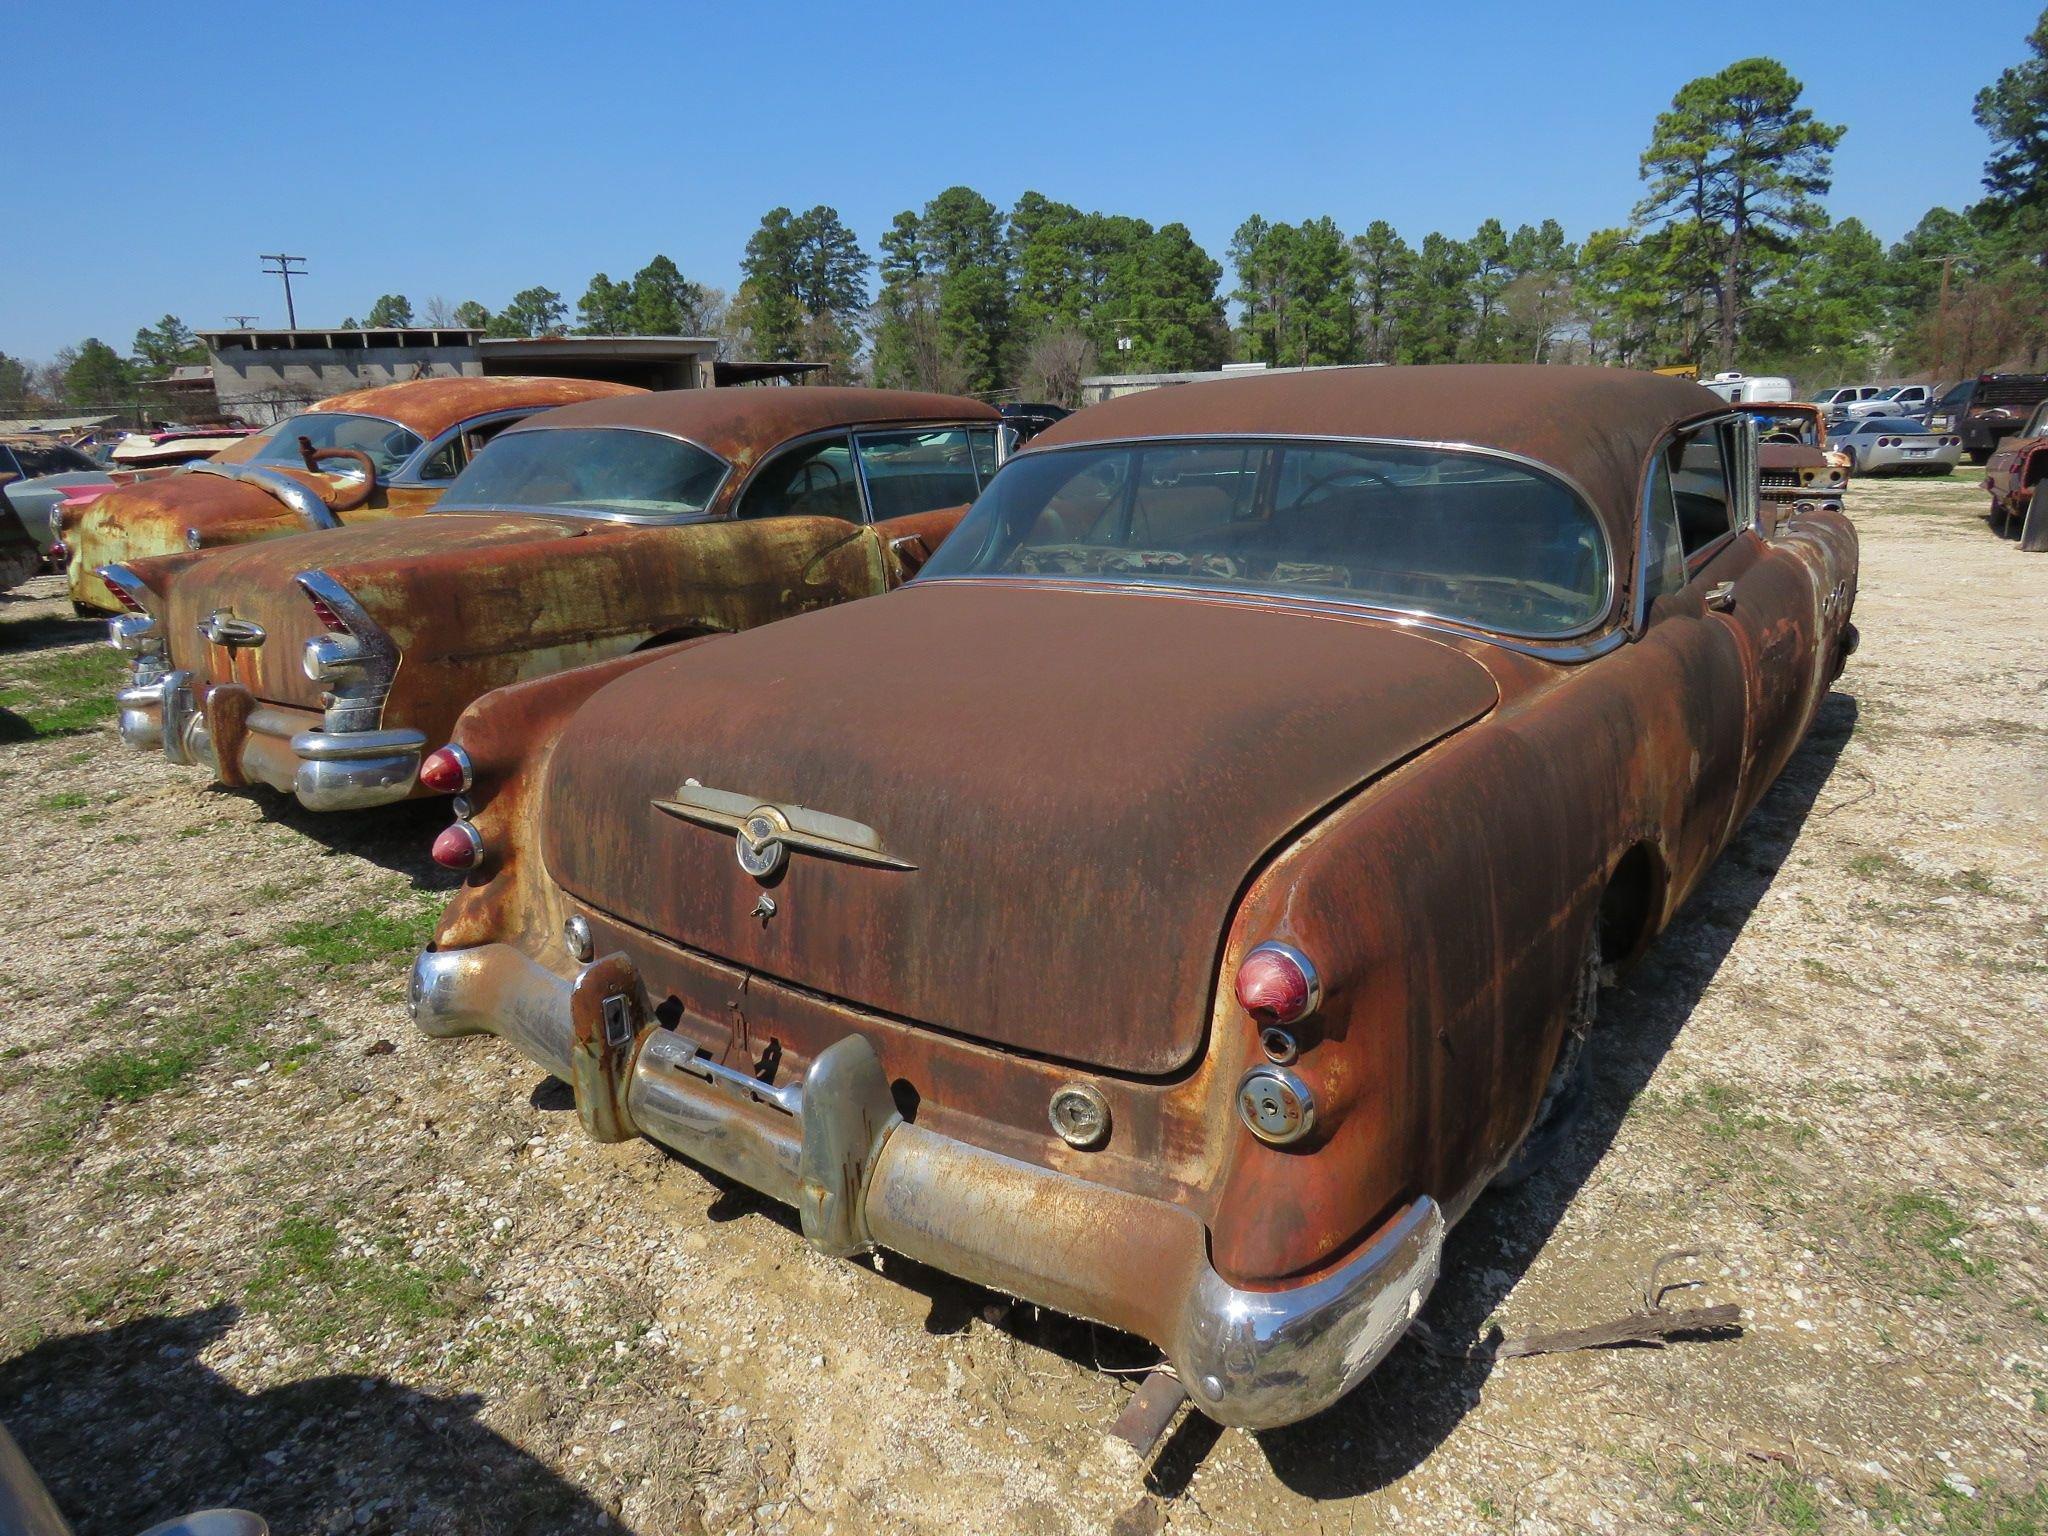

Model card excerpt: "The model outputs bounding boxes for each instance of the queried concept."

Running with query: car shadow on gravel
[1246,688,1862,1501]
[0,1305,634,1536]
[227,788,459,892]
[0,594,98,654]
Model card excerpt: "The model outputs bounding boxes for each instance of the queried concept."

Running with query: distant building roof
[0,414,122,434]
[201,327,484,350]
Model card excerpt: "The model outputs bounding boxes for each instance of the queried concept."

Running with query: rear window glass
[920,437,1612,638]
[439,426,728,521]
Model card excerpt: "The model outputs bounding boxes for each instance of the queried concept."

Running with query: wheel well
[1598,843,1663,966]
[634,625,720,652]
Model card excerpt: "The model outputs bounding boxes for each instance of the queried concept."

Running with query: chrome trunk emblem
[652,783,914,880]
[198,610,266,648]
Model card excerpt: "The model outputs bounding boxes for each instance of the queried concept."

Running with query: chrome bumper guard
[288,726,426,811]
[410,942,1444,1428]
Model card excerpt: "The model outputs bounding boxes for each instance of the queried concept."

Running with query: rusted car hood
[1758,443,1825,471]
[80,465,342,550]
[156,511,595,707]
[540,582,1500,1076]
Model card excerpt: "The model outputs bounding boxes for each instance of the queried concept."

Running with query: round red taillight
[431,820,483,871]
[1235,943,1321,1025]
[418,744,471,794]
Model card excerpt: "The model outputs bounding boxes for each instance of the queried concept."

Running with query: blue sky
[3,0,2037,361]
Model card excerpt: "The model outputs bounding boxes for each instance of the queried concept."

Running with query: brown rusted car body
[1981,398,2048,549]
[408,366,1860,1432]
[64,376,643,614]
[103,389,1001,810]
[1749,402,1850,511]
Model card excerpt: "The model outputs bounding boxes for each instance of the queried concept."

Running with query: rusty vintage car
[406,366,1859,1435]
[101,388,1001,810]
[64,375,643,614]
[1748,401,1849,512]
[1981,397,2048,550]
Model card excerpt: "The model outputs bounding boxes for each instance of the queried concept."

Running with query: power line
[225,314,258,329]
[259,253,308,329]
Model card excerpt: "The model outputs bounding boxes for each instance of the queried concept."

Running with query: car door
[733,431,890,605]
[851,423,999,581]
[1673,417,1819,821]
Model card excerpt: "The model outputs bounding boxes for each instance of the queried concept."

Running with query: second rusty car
[406,366,1859,1433]
[64,375,644,614]
[100,388,1001,810]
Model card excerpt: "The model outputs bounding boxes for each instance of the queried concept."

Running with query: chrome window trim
[386,407,544,487]
[428,423,734,526]
[927,432,1620,645]
[913,574,1630,663]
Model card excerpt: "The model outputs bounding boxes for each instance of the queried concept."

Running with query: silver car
[1831,416,1964,476]
[0,439,114,554]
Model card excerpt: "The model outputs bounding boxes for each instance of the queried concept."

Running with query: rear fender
[434,637,728,958]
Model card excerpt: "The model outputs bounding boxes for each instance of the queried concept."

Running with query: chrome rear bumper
[410,941,1443,1429]
[111,669,424,811]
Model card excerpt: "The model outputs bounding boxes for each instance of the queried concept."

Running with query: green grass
[1884,1192,1997,1281]
[0,644,125,739]
[247,1209,475,1342]
[278,902,437,968]
[1667,1460,1826,1533]
[37,790,91,812]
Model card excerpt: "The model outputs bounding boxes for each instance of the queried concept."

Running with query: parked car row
[62,365,1860,1440]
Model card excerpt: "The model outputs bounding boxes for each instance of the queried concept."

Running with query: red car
[1981,397,2048,550]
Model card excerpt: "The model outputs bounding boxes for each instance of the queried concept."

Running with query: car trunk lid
[540,582,1500,1075]
[160,511,596,710]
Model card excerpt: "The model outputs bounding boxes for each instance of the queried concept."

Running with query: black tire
[2023,482,2048,552]
[1493,928,1601,1189]
[1966,448,1992,466]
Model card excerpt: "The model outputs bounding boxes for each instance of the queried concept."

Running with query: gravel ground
[0,471,2042,1536]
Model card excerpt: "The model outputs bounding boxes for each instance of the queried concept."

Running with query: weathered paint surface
[1752,403,1850,505]
[433,366,1861,1324]
[65,376,642,613]
[127,389,998,798]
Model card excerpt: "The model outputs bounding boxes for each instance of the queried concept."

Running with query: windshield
[437,426,728,521]
[919,437,1612,638]
[1863,418,1927,434]
[248,412,423,477]
[1751,412,1818,446]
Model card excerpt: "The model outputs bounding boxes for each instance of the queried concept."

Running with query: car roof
[1026,363,1728,558]
[311,375,648,439]
[510,386,1001,471]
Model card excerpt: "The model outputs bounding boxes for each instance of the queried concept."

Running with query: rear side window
[855,427,988,520]
[1669,426,1734,555]
[738,435,861,522]
[1641,457,1686,604]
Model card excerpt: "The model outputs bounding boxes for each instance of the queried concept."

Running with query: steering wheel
[790,459,844,503]
[1295,464,1399,508]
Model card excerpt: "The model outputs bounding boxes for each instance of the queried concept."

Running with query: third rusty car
[406,366,1859,1434]
[101,388,1002,810]
[64,374,642,613]
[1981,396,2048,550]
